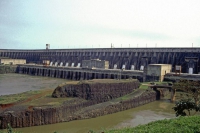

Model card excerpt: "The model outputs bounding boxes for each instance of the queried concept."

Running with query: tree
[172,79,200,116]
[173,79,200,105]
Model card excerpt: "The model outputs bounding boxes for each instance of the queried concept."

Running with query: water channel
[0,74,176,133]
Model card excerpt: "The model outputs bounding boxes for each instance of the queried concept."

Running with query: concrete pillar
[94,73,97,79]
[117,74,121,80]
[107,74,111,79]
[70,71,73,79]
[65,71,68,79]
[35,68,39,76]
[53,70,56,77]
[72,72,76,80]
[55,70,59,78]
[80,72,84,80]
[28,68,31,75]
[18,67,23,74]
[98,73,101,79]
[45,69,48,77]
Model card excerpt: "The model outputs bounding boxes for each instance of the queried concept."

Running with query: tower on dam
[0,47,200,74]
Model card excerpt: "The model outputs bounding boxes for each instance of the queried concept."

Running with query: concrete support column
[107,74,111,79]
[117,74,121,80]
[80,72,84,80]
[65,71,69,79]
[93,73,97,79]
[85,72,88,80]
[98,73,101,79]
[39,69,42,76]
[56,70,59,77]
[49,69,52,77]
[46,69,49,77]
[55,70,59,78]
[18,67,23,74]
[28,68,31,75]
[60,71,63,78]
[62,71,65,78]
[51,70,55,77]
[76,72,80,80]
[88,73,92,79]
[68,71,73,79]
[72,72,76,80]
[35,68,38,76]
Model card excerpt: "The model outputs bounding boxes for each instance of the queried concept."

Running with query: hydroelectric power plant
[0,47,200,129]
[1,47,200,81]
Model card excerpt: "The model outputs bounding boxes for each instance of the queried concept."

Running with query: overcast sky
[0,0,200,49]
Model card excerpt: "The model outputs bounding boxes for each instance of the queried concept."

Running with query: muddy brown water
[0,73,67,96]
[0,74,176,133]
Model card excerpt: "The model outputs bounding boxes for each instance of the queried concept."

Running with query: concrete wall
[147,64,172,81]
[17,65,144,81]
[161,64,172,81]
[0,59,26,65]
[82,59,109,69]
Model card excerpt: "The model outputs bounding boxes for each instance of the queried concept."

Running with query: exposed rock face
[0,80,162,129]
[1,92,158,129]
[52,80,140,103]
[0,90,157,129]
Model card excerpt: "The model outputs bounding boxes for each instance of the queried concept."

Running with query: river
[0,73,176,133]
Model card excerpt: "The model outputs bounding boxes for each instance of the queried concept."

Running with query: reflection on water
[0,74,176,133]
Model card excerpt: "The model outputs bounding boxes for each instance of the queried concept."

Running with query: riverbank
[1,100,175,133]
[0,79,151,129]
[0,74,174,133]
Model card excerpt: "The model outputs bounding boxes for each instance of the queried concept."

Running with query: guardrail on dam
[1,47,200,73]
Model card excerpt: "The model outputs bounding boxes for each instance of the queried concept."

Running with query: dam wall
[1,47,200,73]
[17,64,144,81]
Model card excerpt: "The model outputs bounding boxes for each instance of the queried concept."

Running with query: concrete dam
[0,47,200,73]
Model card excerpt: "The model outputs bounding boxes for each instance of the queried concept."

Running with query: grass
[139,81,172,90]
[0,90,41,104]
[139,84,148,90]
[0,88,76,108]
[100,115,200,133]
[58,79,138,87]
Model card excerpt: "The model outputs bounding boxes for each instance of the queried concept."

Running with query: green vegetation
[3,116,200,133]
[0,90,40,104]
[94,116,200,133]
[173,79,200,104]
[139,84,148,90]
[139,81,172,90]
[172,80,200,116]
[173,99,200,117]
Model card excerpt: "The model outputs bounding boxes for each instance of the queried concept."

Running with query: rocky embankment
[52,79,140,102]
[0,79,161,129]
